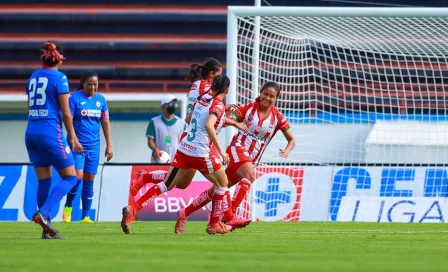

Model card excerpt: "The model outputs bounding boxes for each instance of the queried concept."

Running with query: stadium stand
[0,0,447,115]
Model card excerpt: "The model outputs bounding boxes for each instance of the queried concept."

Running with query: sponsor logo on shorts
[65,145,71,154]
[243,152,250,157]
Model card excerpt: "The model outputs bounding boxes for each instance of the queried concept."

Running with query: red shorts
[171,148,222,175]
[225,145,253,183]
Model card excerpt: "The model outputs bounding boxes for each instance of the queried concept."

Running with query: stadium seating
[0,5,227,89]
[0,0,446,115]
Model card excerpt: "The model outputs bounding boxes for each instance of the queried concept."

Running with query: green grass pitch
[0,221,447,272]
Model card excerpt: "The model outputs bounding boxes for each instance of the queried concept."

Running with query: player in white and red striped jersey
[127,58,247,199]
[175,82,295,234]
[185,58,222,117]
[121,75,251,235]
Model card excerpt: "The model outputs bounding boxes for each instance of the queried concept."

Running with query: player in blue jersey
[26,41,80,239]
[62,70,113,223]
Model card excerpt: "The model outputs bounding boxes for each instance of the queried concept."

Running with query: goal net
[227,7,448,222]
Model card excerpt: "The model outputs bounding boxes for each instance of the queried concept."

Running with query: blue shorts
[73,148,100,175]
[25,133,74,170]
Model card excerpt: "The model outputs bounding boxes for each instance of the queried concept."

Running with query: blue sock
[40,176,77,217]
[81,180,94,218]
[64,179,81,207]
[37,178,51,210]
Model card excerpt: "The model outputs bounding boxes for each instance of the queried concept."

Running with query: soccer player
[62,70,113,223]
[128,58,247,197]
[121,75,251,234]
[26,41,79,239]
[185,58,222,116]
[174,81,296,234]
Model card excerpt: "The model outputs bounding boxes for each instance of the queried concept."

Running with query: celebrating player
[26,41,79,239]
[128,58,247,197]
[185,58,222,116]
[62,70,113,223]
[174,81,296,234]
[121,75,251,235]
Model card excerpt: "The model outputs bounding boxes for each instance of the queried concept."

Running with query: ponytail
[185,63,203,83]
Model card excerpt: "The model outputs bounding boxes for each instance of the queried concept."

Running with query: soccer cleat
[41,231,63,239]
[174,209,188,234]
[81,216,94,224]
[206,222,232,235]
[225,216,252,232]
[33,211,59,238]
[130,170,147,196]
[121,205,136,234]
[62,206,72,223]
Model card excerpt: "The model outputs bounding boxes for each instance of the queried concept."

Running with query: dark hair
[256,81,281,102]
[78,70,98,90]
[184,57,222,82]
[41,41,65,67]
[211,74,230,97]
[185,63,202,82]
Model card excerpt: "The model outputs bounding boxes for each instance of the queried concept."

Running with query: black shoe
[33,211,58,238]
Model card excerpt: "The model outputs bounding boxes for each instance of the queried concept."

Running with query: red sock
[134,183,167,211]
[231,178,251,214]
[223,191,235,222]
[132,173,148,193]
[209,187,226,225]
[185,188,213,217]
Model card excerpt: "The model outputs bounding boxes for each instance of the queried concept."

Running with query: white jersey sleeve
[186,79,211,116]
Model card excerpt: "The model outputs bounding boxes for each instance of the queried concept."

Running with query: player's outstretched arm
[223,109,249,132]
[279,129,295,159]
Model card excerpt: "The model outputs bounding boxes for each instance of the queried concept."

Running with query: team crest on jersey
[81,109,88,116]
[96,101,101,108]
[255,125,262,133]
[65,145,71,154]
[247,115,254,122]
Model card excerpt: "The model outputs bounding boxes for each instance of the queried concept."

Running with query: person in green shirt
[146,94,185,163]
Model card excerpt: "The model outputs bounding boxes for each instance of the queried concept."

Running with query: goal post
[226,6,448,222]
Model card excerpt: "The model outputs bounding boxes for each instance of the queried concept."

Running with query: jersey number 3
[187,119,197,141]
[28,77,48,107]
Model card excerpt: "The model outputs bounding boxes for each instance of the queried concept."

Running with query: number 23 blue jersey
[25,68,69,135]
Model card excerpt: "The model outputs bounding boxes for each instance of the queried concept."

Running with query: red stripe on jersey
[252,114,277,165]
[199,79,211,96]
[247,104,275,157]
[238,104,258,150]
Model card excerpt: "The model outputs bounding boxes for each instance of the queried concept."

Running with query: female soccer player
[185,58,222,116]
[128,57,247,197]
[62,70,113,223]
[127,59,221,196]
[174,81,296,234]
[121,75,251,235]
[26,41,79,239]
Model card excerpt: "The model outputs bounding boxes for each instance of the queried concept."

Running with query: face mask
[166,103,176,114]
